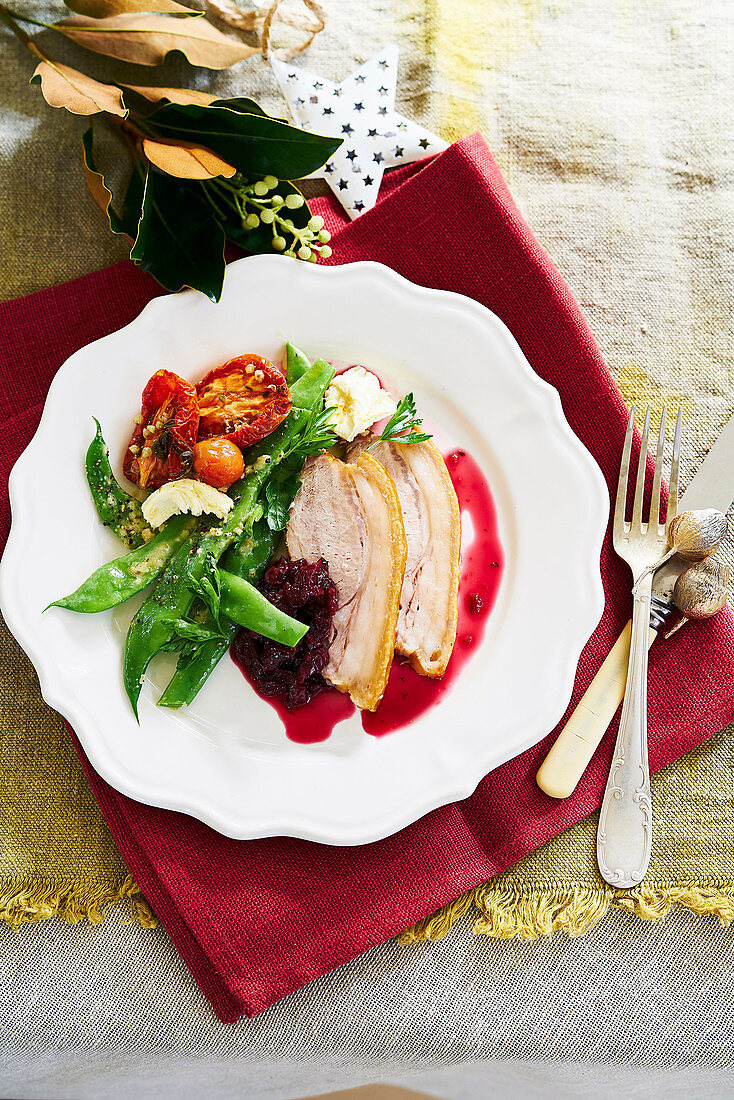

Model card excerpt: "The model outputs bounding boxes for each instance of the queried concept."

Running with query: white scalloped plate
[0,256,608,845]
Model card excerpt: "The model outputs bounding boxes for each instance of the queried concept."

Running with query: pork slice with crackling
[285,452,407,711]
[347,437,461,677]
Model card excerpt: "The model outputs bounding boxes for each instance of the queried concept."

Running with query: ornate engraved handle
[596,576,653,888]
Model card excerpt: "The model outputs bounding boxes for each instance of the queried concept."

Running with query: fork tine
[667,406,682,524]
[631,405,651,529]
[649,406,666,531]
[614,405,635,538]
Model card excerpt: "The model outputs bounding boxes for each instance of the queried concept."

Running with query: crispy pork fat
[348,438,461,677]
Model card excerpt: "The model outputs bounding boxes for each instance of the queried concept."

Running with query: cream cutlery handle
[536,621,658,799]
[596,583,653,888]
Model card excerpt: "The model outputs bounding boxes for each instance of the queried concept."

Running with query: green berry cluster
[208,173,332,262]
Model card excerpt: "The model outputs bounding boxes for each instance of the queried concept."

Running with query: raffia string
[205,0,326,60]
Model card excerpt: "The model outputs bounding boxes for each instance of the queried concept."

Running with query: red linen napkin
[2,133,733,1022]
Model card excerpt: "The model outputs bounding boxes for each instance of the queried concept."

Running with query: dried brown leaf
[81,133,116,216]
[64,0,197,16]
[55,13,258,68]
[142,135,236,178]
[31,59,127,116]
[123,83,219,105]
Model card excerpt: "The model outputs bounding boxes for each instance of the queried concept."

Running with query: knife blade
[650,410,734,615]
[537,409,734,799]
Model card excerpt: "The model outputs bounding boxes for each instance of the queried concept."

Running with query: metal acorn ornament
[664,556,732,638]
[633,508,728,592]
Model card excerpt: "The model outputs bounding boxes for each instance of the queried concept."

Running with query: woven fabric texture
[1,0,733,993]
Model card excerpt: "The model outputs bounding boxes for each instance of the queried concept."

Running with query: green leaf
[210,96,269,117]
[368,393,433,450]
[263,460,302,531]
[146,102,341,180]
[187,551,223,628]
[130,166,226,301]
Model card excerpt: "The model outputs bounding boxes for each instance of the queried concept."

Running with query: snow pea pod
[86,419,149,550]
[124,358,334,717]
[49,513,198,615]
[285,342,312,386]
[218,570,307,645]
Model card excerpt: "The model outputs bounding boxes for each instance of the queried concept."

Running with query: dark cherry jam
[231,557,338,710]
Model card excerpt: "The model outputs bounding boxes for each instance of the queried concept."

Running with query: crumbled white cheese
[141,478,233,528]
[325,367,397,442]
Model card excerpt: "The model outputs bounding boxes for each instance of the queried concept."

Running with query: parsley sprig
[368,393,432,450]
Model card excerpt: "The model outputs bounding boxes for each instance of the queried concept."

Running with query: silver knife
[537,410,734,799]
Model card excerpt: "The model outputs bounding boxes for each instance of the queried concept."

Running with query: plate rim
[0,256,609,844]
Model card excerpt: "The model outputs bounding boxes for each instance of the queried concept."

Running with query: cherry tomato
[193,438,245,489]
[196,354,292,450]
[123,370,199,489]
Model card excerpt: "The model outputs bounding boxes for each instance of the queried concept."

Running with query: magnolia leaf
[55,13,258,68]
[64,0,198,16]
[147,102,341,179]
[81,126,144,238]
[142,135,236,179]
[122,83,219,106]
[130,167,226,300]
[31,60,126,117]
[212,96,274,119]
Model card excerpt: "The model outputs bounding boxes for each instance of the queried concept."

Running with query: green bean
[123,359,334,717]
[86,419,149,550]
[49,514,198,614]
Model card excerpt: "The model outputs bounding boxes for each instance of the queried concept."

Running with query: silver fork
[596,404,682,888]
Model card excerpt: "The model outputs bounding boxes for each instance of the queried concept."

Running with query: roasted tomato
[193,438,245,489]
[123,369,199,489]
[196,354,292,450]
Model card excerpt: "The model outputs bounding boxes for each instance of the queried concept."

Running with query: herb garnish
[368,393,432,450]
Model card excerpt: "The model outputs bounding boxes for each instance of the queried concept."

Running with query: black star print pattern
[271,48,446,221]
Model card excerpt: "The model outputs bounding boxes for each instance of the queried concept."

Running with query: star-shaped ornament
[271,44,448,220]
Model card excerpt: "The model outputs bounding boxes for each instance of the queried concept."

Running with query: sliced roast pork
[286,452,407,711]
[348,438,461,677]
